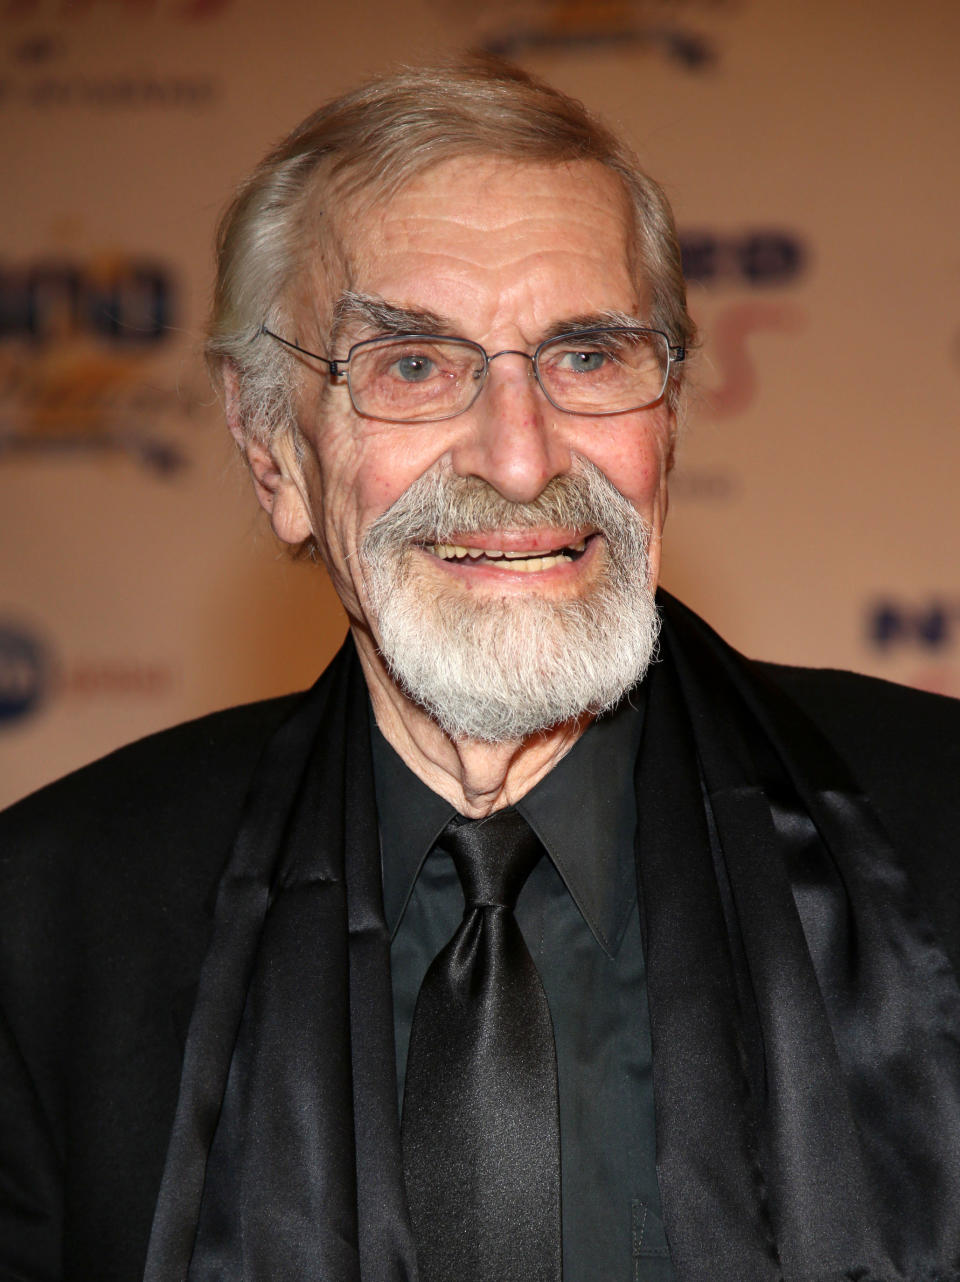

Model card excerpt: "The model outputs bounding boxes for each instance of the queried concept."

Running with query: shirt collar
[372,687,645,958]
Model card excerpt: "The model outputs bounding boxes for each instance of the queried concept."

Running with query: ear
[223,363,315,546]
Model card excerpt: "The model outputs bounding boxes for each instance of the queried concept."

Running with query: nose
[449,353,571,504]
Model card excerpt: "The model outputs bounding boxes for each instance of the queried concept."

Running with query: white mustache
[360,460,651,579]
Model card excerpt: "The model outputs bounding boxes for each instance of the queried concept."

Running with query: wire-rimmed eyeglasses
[259,324,685,424]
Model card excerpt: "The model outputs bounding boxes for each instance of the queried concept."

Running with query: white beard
[360,461,660,743]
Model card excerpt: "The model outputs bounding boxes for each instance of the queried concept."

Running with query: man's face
[284,156,675,735]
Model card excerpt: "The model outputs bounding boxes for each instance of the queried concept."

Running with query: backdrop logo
[4,0,232,17]
[0,255,202,474]
[681,228,810,421]
[1,258,172,345]
[0,619,175,731]
[432,0,733,68]
[4,0,227,110]
[0,623,49,725]
[679,231,806,288]
[865,597,960,698]
[867,598,960,651]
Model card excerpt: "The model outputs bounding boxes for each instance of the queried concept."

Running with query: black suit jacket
[2,649,959,1281]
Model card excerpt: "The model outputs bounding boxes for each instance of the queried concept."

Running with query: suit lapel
[642,592,960,1279]
[145,640,415,1282]
[343,660,419,1281]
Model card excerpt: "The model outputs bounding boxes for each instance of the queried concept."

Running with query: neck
[354,627,590,817]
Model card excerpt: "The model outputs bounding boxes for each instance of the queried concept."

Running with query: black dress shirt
[372,696,676,1281]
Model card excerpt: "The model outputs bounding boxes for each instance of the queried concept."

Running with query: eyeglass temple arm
[259,325,342,375]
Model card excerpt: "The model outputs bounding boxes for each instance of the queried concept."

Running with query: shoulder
[753,659,960,785]
[0,638,362,960]
[0,693,309,1275]
[0,694,304,942]
[1,693,302,852]
[755,656,960,720]
[751,660,960,957]
[0,692,310,1100]
[658,590,960,799]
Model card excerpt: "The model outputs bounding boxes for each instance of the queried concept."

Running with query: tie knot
[439,808,544,910]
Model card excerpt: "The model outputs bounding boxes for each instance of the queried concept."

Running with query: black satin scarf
[644,597,960,1282]
[143,650,416,1282]
[143,594,960,1281]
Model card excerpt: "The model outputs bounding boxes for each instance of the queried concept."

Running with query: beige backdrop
[2,0,958,807]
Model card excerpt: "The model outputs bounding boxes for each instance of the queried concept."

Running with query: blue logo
[679,231,807,287]
[0,260,173,345]
[0,255,193,475]
[867,599,960,651]
[0,624,49,725]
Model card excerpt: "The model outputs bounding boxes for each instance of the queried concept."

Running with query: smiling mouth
[423,536,590,572]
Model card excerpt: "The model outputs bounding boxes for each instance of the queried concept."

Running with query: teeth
[488,554,571,571]
[426,538,587,566]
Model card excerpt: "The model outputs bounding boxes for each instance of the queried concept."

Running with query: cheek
[577,418,672,516]
[315,425,448,554]
[354,456,417,514]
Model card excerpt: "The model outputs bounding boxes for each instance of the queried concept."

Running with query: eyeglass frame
[258,323,685,423]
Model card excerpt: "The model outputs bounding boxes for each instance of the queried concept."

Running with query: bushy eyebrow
[330,292,647,349]
[539,309,646,342]
[331,291,450,348]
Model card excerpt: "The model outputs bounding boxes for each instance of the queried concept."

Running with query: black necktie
[401,808,563,1282]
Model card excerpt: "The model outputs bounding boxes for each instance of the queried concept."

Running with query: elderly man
[3,58,960,1282]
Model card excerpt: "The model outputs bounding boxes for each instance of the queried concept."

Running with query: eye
[391,353,436,382]
[556,349,607,374]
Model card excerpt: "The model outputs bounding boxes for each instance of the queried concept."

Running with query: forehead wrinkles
[380,167,630,262]
[285,158,644,343]
[345,160,635,304]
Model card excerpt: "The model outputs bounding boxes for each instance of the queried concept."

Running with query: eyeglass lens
[346,329,670,423]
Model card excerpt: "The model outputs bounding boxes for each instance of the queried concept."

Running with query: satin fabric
[143,592,960,1281]
[644,599,960,1281]
[401,813,562,1281]
[143,653,417,1282]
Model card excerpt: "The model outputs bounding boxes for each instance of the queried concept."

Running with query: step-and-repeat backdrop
[3,0,958,806]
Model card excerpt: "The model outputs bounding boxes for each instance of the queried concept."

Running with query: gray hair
[209,55,695,442]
